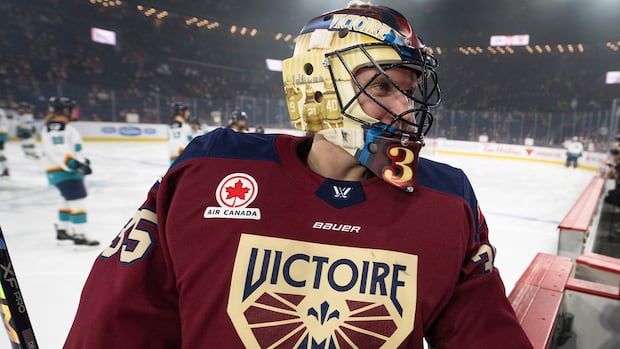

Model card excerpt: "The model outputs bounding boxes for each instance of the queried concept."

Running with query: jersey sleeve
[63,178,181,348]
[68,127,87,163]
[426,172,533,349]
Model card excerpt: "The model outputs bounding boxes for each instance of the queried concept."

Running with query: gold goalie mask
[282,2,441,192]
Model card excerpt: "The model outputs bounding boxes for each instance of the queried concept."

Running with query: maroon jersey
[64,128,532,349]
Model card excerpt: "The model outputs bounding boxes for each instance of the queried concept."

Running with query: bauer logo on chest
[203,173,261,220]
[227,234,418,348]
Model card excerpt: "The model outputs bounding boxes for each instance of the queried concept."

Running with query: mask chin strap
[354,124,422,193]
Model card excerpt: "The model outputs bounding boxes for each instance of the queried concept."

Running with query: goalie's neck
[305,133,367,182]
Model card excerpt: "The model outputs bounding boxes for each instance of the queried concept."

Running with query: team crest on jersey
[203,173,261,220]
[228,234,418,348]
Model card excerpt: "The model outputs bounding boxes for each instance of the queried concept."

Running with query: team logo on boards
[227,234,418,348]
[203,173,261,220]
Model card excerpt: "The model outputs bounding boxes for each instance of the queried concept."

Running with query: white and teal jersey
[168,118,193,161]
[17,112,34,130]
[41,122,86,185]
[0,109,8,141]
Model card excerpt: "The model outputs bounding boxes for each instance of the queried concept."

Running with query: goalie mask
[282,3,441,192]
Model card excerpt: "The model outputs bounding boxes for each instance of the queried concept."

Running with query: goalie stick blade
[0,227,38,349]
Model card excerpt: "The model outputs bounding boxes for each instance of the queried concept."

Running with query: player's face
[354,66,419,128]
[50,113,70,123]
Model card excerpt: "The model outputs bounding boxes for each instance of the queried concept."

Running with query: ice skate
[70,232,100,247]
[0,168,8,178]
[55,224,74,246]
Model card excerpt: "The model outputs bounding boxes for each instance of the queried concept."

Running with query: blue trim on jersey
[0,134,7,143]
[170,128,280,169]
[417,157,481,243]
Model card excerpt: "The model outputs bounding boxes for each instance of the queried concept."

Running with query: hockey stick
[0,226,38,349]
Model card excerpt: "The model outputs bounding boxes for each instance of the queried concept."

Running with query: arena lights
[607,42,620,51]
[427,47,443,55]
[283,34,293,42]
[156,11,169,20]
[90,0,122,7]
[458,42,589,56]
[274,33,283,40]
[228,25,257,36]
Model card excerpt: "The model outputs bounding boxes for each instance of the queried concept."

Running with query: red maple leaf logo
[225,180,250,201]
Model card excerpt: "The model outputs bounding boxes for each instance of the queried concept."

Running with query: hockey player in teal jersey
[0,108,9,177]
[41,97,98,246]
[16,102,39,159]
[167,102,193,164]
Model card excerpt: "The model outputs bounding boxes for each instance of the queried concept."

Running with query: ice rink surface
[0,138,595,348]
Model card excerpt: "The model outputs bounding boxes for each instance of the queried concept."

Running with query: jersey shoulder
[418,157,483,238]
[171,127,281,169]
[417,157,473,204]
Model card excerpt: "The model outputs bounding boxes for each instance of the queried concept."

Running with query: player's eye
[369,82,391,96]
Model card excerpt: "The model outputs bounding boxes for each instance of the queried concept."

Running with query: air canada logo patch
[203,173,261,220]
[228,234,418,348]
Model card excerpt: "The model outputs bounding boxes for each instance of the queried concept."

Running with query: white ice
[0,139,595,348]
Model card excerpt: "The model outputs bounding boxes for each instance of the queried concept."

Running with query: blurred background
[0,0,619,147]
